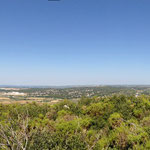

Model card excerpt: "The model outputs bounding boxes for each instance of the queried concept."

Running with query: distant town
[0,85,150,104]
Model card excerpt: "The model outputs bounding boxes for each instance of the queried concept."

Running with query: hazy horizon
[1,84,150,87]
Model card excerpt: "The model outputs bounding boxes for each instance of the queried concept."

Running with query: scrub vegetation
[1,95,150,150]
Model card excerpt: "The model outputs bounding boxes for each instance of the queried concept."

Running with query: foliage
[1,95,150,149]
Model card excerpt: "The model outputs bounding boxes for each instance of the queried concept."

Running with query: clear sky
[0,0,150,85]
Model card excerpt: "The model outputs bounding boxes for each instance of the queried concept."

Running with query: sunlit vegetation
[1,95,150,149]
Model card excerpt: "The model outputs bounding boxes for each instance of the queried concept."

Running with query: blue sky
[0,0,150,85]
